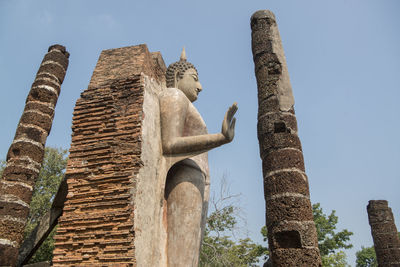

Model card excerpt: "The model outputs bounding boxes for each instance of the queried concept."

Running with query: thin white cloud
[89,14,117,30]
[38,10,54,25]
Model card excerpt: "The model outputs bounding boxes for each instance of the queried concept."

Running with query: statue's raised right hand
[221,102,238,142]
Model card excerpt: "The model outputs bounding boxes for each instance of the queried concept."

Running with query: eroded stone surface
[52,74,145,265]
[0,44,69,266]
[251,10,322,266]
[367,200,400,266]
[251,10,294,112]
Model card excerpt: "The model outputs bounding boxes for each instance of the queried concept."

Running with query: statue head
[166,48,203,102]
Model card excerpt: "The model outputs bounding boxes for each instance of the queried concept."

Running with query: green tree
[199,179,268,266]
[313,203,353,266]
[26,147,68,226]
[200,207,268,266]
[356,233,400,267]
[199,189,353,267]
[0,147,68,263]
[356,246,377,267]
[313,203,353,255]
[321,251,349,267]
[25,147,67,263]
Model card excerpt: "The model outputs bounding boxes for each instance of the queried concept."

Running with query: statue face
[176,68,202,102]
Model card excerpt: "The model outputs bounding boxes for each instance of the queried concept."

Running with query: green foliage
[24,147,67,263]
[200,200,354,266]
[355,246,377,267]
[26,227,59,263]
[261,225,268,242]
[355,233,400,267]
[0,148,67,263]
[0,159,5,176]
[27,147,68,225]
[200,204,268,266]
[206,205,236,233]
[321,251,350,267]
[313,203,353,258]
[199,179,268,266]
[201,235,268,266]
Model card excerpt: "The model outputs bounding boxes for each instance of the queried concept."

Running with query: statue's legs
[165,163,205,267]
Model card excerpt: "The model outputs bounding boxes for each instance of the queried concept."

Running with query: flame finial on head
[166,46,197,88]
[180,47,187,61]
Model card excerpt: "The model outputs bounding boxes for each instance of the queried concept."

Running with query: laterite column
[251,10,321,266]
[0,44,69,266]
[367,200,400,266]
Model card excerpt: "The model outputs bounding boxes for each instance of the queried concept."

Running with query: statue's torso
[160,88,209,177]
[183,99,207,136]
[182,98,209,176]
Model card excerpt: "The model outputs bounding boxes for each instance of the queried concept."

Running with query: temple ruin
[251,10,322,266]
[367,200,400,265]
[2,9,399,267]
[0,41,237,266]
[49,44,236,266]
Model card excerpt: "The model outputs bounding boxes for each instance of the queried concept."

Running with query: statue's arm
[163,132,228,156]
[160,92,237,156]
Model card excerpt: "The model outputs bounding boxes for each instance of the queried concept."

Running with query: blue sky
[1,0,399,265]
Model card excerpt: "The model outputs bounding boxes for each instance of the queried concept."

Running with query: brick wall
[53,44,166,265]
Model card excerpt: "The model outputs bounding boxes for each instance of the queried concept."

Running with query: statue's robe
[159,87,210,266]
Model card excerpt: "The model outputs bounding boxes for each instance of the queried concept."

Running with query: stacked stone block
[0,44,69,266]
[251,10,322,266]
[367,200,400,266]
[52,45,166,265]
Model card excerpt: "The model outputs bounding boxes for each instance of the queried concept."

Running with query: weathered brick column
[367,200,400,266]
[251,10,322,266]
[0,44,69,266]
[53,45,168,266]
